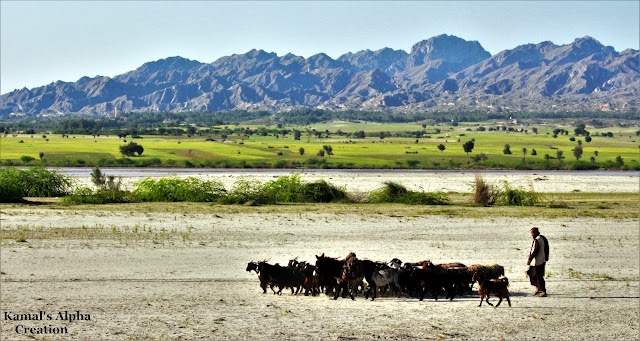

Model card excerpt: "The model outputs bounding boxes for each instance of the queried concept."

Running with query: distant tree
[531,149,537,156]
[577,139,582,145]
[298,147,305,156]
[569,137,576,142]
[585,136,592,143]
[462,140,475,155]
[354,131,365,139]
[573,145,583,160]
[615,156,624,166]
[503,144,512,154]
[421,123,427,129]
[574,123,588,136]
[437,144,446,152]
[590,156,596,163]
[556,150,564,160]
[119,142,144,157]
[322,145,333,157]
[522,147,527,160]
[593,150,599,157]
[532,127,538,134]
[294,130,301,140]
[544,154,551,161]
[38,152,45,159]
[317,149,325,157]
[187,126,196,135]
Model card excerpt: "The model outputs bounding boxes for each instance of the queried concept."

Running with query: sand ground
[1,172,639,340]
[1,207,638,340]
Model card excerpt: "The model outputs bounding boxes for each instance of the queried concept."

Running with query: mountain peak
[407,34,490,68]
[244,49,277,60]
[1,35,637,114]
[571,36,605,50]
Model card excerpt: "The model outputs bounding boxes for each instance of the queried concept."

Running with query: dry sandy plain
[1,172,639,340]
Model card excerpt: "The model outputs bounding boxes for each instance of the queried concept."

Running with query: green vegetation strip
[2,192,637,219]
[2,120,638,170]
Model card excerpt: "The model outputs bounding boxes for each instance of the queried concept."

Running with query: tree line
[2,108,637,135]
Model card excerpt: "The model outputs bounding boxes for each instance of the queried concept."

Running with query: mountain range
[2,34,638,117]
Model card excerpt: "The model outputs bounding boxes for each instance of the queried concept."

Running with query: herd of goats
[246,253,512,307]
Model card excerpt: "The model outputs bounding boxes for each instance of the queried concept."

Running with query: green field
[1,121,638,170]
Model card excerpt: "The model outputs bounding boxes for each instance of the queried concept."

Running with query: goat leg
[485,295,494,306]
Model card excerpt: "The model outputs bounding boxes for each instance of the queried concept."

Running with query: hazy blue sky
[1,1,638,94]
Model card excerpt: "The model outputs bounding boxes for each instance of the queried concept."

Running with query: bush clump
[62,187,132,205]
[473,175,497,206]
[367,181,450,205]
[132,177,226,202]
[302,180,348,203]
[473,176,544,206]
[0,167,72,202]
[222,174,348,205]
[496,181,544,206]
[63,167,132,204]
[0,167,24,203]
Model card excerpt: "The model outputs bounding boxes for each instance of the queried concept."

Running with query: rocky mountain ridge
[2,34,638,117]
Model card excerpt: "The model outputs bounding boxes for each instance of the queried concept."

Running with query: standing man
[527,227,548,297]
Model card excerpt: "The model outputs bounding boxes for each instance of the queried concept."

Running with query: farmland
[1,120,639,170]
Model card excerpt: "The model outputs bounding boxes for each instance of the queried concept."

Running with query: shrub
[473,153,488,162]
[570,160,599,170]
[0,167,24,202]
[302,180,348,203]
[22,167,71,197]
[474,177,544,206]
[258,174,307,203]
[132,177,226,202]
[367,182,449,205]
[473,175,496,206]
[62,186,132,205]
[496,181,543,206]
[221,178,267,204]
[0,167,73,201]
[20,156,36,163]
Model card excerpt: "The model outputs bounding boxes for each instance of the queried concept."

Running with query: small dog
[472,272,511,307]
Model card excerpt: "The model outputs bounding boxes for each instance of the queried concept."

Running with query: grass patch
[221,174,348,204]
[367,182,450,205]
[472,176,544,206]
[132,177,227,202]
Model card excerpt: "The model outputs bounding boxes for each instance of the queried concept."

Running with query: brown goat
[473,272,511,307]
